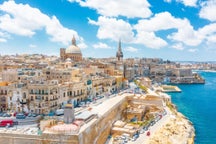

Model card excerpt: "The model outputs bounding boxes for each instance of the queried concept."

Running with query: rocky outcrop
[148,107,195,144]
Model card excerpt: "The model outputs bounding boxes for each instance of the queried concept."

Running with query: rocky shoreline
[147,103,195,144]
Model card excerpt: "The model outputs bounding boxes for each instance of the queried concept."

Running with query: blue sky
[0,0,216,61]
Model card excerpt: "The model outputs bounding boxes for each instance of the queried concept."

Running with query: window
[23,93,26,99]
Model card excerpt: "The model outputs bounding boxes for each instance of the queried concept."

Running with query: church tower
[116,39,123,61]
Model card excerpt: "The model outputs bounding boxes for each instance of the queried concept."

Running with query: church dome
[66,45,81,54]
[65,36,81,54]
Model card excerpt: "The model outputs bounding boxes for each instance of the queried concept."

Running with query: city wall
[0,96,128,144]
[79,97,127,144]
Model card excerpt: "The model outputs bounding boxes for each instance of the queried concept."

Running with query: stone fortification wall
[0,97,127,144]
[79,98,127,144]
[0,133,79,144]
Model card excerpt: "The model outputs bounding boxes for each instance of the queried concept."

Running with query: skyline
[0,0,216,61]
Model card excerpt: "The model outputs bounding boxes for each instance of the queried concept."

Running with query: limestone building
[60,36,82,62]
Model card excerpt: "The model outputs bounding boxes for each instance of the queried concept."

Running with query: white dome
[65,45,81,54]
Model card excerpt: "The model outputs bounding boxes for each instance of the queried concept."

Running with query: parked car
[0,119,14,127]
[48,112,55,117]
[55,109,64,116]
[2,113,11,117]
[16,113,26,119]
[163,110,167,116]
[27,113,38,117]
[0,112,5,117]
[13,112,18,117]
[146,131,151,136]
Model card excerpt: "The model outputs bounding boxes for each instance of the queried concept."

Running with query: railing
[29,92,49,95]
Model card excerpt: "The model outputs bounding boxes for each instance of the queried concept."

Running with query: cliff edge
[147,103,195,144]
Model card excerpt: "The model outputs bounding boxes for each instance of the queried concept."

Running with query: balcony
[50,104,57,108]
[29,92,49,95]
[50,98,58,101]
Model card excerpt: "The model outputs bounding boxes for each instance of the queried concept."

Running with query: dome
[65,45,81,54]
[65,36,82,54]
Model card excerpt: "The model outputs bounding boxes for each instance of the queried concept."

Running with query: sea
[169,71,216,144]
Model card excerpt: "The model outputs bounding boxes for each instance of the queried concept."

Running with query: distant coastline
[195,70,216,73]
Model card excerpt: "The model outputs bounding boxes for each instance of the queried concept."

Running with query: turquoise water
[169,71,216,144]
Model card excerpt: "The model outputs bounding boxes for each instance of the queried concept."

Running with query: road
[127,107,171,144]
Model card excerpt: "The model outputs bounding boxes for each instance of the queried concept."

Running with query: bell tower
[116,39,123,61]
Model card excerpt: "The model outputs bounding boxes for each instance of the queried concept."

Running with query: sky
[0,0,216,61]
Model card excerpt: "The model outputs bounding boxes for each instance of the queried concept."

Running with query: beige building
[44,68,72,83]
[7,83,29,113]
[28,80,60,114]
[0,82,9,111]
[66,81,87,106]
[60,36,82,62]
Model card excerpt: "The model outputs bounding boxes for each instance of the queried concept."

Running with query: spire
[118,39,122,52]
[72,35,76,46]
[116,39,123,61]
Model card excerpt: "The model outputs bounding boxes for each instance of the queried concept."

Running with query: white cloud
[164,0,197,7]
[0,1,50,36]
[172,43,184,50]
[177,0,197,7]
[29,44,37,48]
[88,16,134,42]
[134,31,168,49]
[77,42,87,49]
[0,38,7,42]
[188,49,198,52]
[164,0,172,3]
[93,42,111,49]
[67,0,76,2]
[134,12,200,48]
[0,31,9,42]
[168,21,202,46]
[45,16,79,45]
[0,1,85,46]
[89,11,216,50]
[199,0,216,22]
[125,46,138,52]
[72,0,152,18]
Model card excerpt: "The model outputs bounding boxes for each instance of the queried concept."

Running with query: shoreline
[147,101,195,144]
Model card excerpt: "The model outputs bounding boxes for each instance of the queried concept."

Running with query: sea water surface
[170,71,216,144]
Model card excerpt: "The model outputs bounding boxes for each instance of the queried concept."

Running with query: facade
[60,36,82,62]
[0,82,8,111]
[7,83,29,113]
[28,80,59,114]
[66,81,87,106]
